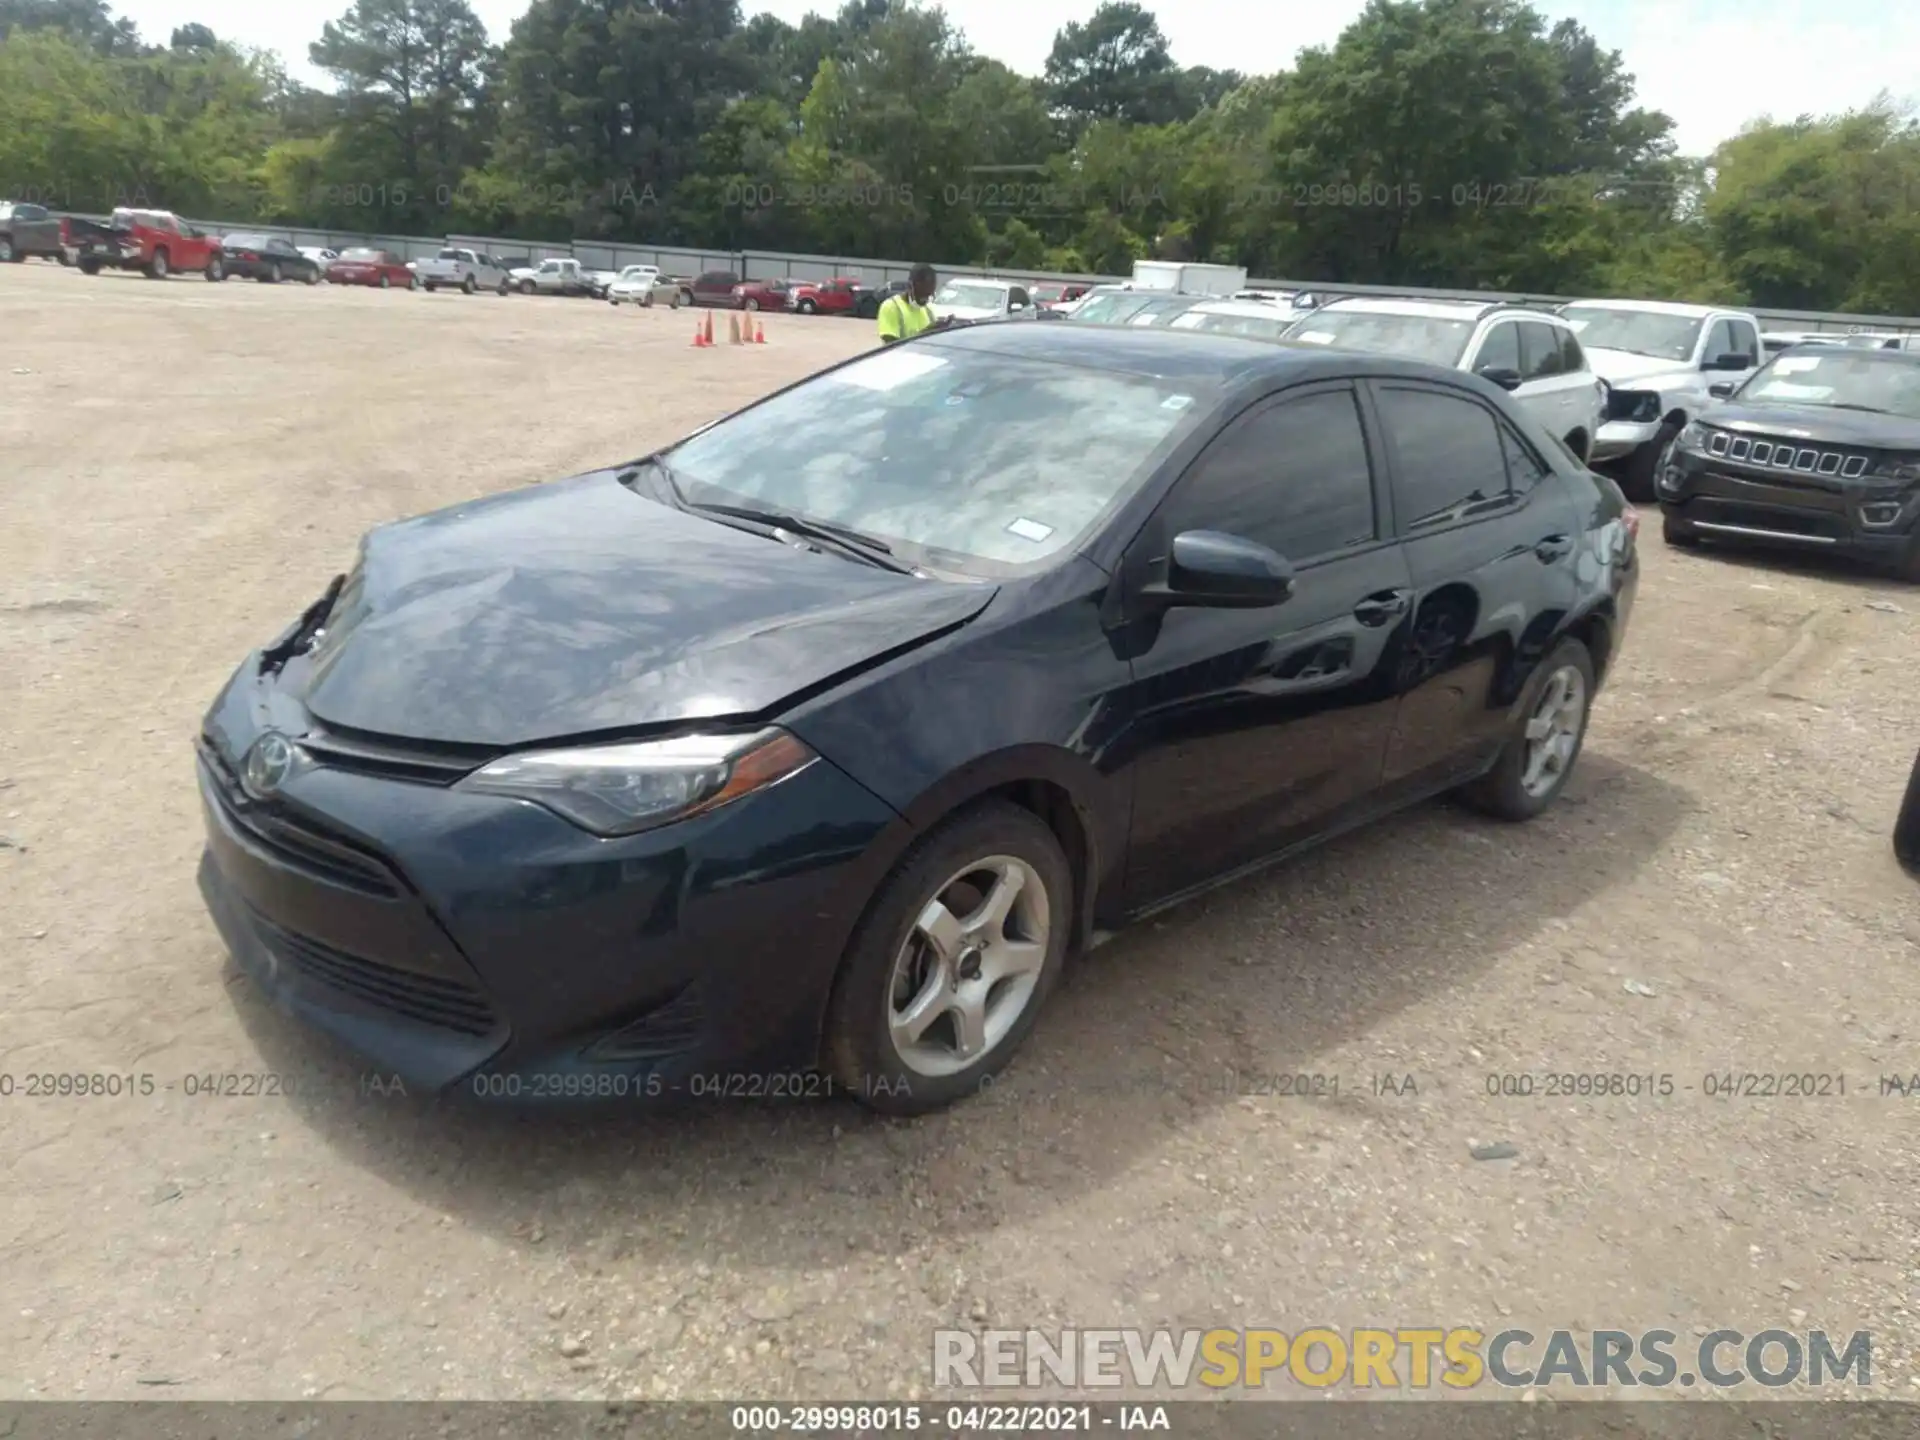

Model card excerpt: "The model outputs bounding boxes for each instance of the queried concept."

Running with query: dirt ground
[2,262,1917,1404]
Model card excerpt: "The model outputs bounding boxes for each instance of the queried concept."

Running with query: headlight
[1676,420,1708,451]
[1872,454,1920,483]
[1606,388,1661,424]
[457,728,816,837]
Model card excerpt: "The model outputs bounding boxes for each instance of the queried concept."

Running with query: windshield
[1560,306,1703,362]
[1072,292,1156,325]
[1734,352,1920,418]
[936,282,1007,310]
[620,267,656,279]
[1283,309,1475,366]
[224,235,266,249]
[659,344,1210,572]
[1127,297,1198,326]
[1182,311,1292,342]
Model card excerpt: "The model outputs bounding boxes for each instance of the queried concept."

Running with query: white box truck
[1130,261,1248,296]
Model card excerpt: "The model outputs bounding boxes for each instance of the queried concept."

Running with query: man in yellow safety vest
[877,263,939,344]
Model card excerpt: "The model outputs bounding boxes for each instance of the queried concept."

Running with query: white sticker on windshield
[1754,382,1830,401]
[1295,330,1335,344]
[1006,517,1054,543]
[1162,394,1193,410]
[835,349,948,391]
[1773,356,1820,373]
[1564,318,1589,331]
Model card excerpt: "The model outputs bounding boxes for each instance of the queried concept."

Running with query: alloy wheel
[1521,664,1586,799]
[887,855,1050,1078]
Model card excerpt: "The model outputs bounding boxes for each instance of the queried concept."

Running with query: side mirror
[1477,366,1524,391]
[1704,352,1749,371]
[1149,531,1295,609]
[1708,381,1737,399]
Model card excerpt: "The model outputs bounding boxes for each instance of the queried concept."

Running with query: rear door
[1367,381,1581,789]
[1120,381,1414,905]
[1516,319,1591,449]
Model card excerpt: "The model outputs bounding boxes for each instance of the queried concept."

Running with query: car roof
[920,317,1492,389]
[1562,297,1739,319]
[1315,296,1566,325]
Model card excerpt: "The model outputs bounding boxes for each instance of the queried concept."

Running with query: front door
[1118,382,1414,907]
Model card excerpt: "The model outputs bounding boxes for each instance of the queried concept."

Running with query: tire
[520,280,535,295]
[744,298,759,312]
[148,248,170,279]
[1899,536,1920,585]
[824,801,1073,1116]
[1620,419,1679,503]
[1460,638,1596,822]
[304,269,318,285]
[497,279,510,296]
[0,238,15,262]
[1563,430,1590,465]
[379,274,390,289]
[641,292,654,308]
[409,273,420,291]
[798,299,818,314]
[462,275,476,294]
[1895,745,1920,875]
[78,257,101,275]
[268,262,281,283]
[425,282,438,293]
[672,289,689,309]
[1662,510,1701,548]
[57,248,73,267]
[205,256,224,282]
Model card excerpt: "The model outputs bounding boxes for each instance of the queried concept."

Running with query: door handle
[1352,589,1411,627]
[1533,533,1573,562]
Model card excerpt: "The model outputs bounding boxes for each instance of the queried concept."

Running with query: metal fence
[178,215,1920,337]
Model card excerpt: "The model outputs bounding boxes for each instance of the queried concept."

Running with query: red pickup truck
[70,208,226,280]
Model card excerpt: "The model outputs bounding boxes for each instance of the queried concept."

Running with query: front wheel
[1460,638,1596,822]
[1620,420,1679,503]
[0,239,15,263]
[147,248,170,279]
[519,279,535,294]
[825,802,1072,1116]
[78,257,101,275]
[743,298,759,312]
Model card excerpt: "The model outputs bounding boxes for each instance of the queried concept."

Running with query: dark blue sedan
[195,322,1639,1115]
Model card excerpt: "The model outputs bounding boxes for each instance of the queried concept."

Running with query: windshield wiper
[618,456,915,575]
[1821,402,1893,414]
[687,501,917,574]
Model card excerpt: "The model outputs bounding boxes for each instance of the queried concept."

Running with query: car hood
[297,470,997,748]
[1585,348,1695,387]
[940,304,1007,322]
[1704,402,1920,449]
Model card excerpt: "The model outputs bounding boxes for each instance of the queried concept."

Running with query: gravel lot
[2,262,1917,1403]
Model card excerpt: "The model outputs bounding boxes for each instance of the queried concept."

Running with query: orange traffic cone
[754,321,766,344]
[691,322,707,348]
[703,311,715,346]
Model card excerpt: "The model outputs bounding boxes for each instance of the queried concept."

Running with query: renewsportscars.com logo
[932,1327,1874,1391]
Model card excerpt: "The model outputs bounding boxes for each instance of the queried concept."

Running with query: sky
[111,0,1919,159]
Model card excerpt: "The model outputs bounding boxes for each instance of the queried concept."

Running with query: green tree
[1043,3,1181,131]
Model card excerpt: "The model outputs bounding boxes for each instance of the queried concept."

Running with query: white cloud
[110,0,1917,158]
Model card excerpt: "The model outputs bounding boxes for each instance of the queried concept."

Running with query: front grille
[199,738,399,898]
[296,726,481,787]
[247,903,497,1036]
[1705,430,1869,478]
[586,985,707,1062]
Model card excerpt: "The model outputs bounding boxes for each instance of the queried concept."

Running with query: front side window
[935,281,1012,311]
[660,344,1211,573]
[1163,388,1377,561]
[1704,320,1735,363]
[1558,327,1587,374]
[1728,320,1761,365]
[1375,386,1512,530]
[1518,322,1568,379]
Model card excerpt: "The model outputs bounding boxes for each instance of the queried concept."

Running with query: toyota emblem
[243,732,297,798]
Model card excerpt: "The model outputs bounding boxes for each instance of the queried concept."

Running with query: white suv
[1282,298,1606,463]
[1558,299,1764,498]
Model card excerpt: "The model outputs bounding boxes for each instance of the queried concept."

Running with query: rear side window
[1500,424,1553,492]
[1558,327,1587,373]
[1375,386,1513,530]
[1473,322,1521,376]
[1165,387,1377,561]
[1518,322,1567,379]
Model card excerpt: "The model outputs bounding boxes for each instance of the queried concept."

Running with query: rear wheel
[379,273,391,289]
[825,802,1073,1116]
[409,273,420,291]
[0,239,15,262]
[205,256,224,282]
[425,282,438,293]
[1662,510,1701,548]
[1460,638,1596,822]
[267,262,281,283]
